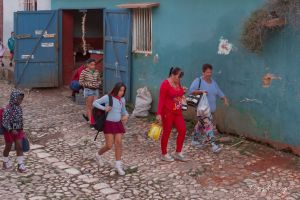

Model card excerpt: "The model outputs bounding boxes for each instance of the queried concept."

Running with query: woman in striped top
[79,58,101,126]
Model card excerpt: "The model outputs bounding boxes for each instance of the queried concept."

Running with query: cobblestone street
[0,80,300,200]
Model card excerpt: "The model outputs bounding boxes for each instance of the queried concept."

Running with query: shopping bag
[181,96,188,111]
[186,94,202,107]
[197,93,210,117]
[148,123,162,141]
[22,137,30,152]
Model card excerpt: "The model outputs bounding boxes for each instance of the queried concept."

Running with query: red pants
[161,112,186,155]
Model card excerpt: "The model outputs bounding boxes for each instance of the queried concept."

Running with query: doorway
[61,9,104,93]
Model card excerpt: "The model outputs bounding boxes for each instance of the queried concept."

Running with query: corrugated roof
[117,2,160,9]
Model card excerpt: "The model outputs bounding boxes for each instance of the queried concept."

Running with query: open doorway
[61,9,104,94]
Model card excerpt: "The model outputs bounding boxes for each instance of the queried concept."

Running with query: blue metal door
[14,11,59,88]
[104,9,132,100]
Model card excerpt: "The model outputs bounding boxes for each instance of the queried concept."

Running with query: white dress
[0,42,6,57]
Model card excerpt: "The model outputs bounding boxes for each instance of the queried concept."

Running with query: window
[132,8,152,54]
[117,3,159,54]
[24,0,37,11]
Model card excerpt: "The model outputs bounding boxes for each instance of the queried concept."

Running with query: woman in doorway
[93,82,129,176]
[156,67,188,162]
[79,58,101,127]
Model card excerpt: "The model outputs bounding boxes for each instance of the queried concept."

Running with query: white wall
[3,0,21,47]
[37,0,51,10]
[3,0,51,50]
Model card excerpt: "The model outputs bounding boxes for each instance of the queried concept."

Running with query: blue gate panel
[104,9,132,100]
[14,11,59,88]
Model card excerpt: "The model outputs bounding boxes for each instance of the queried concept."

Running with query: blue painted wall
[52,0,300,150]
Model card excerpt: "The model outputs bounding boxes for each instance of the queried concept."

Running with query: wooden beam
[117,2,160,9]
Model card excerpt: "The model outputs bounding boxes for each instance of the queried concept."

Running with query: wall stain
[262,73,281,88]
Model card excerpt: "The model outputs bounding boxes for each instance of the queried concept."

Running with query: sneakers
[95,153,104,167]
[173,152,189,162]
[191,140,200,146]
[161,154,174,162]
[212,144,222,153]
[115,161,125,176]
[90,125,95,130]
[17,163,27,173]
[82,114,89,122]
[2,160,13,170]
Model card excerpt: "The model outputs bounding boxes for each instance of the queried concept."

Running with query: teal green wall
[52,0,300,150]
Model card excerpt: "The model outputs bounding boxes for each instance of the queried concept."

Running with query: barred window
[132,8,152,54]
[24,0,37,11]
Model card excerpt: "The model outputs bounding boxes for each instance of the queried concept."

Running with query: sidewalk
[0,81,299,200]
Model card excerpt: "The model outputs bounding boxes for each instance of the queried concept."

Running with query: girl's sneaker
[161,154,174,162]
[95,153,104,167]
[17,163,27,173]
[115,163,125,176]
[2,160,13,170]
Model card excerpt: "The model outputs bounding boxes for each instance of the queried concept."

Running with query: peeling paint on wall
[153,53,159,64]
[218,37,233,55]
[262,73,281,88]
[240,98,263,104]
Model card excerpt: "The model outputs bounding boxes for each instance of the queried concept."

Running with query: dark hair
[202,64,213,72]
[169,66,184,78]
[86,58,96,64]
[110,82,126,97]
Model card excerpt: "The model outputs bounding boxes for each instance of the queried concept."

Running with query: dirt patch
[196,166,250,187]
[245,154,293,172]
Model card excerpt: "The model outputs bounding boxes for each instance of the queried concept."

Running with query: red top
[72,65,86,82]
[157,79,185,115]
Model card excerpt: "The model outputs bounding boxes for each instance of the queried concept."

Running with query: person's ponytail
[169,67,174,77]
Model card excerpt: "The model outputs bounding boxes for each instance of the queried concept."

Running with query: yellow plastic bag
[148,123,162,141]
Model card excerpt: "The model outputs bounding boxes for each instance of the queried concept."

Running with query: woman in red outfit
[156,67,188,162]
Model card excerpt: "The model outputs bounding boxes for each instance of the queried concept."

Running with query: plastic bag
[132,87,152,117]
[148,123,162,141]
[197,93,210,117]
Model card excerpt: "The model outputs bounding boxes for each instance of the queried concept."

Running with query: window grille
[132,8,152,54]
[24,0,37,11]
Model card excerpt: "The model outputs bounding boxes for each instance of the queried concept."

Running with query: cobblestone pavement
[0,80,300,200]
